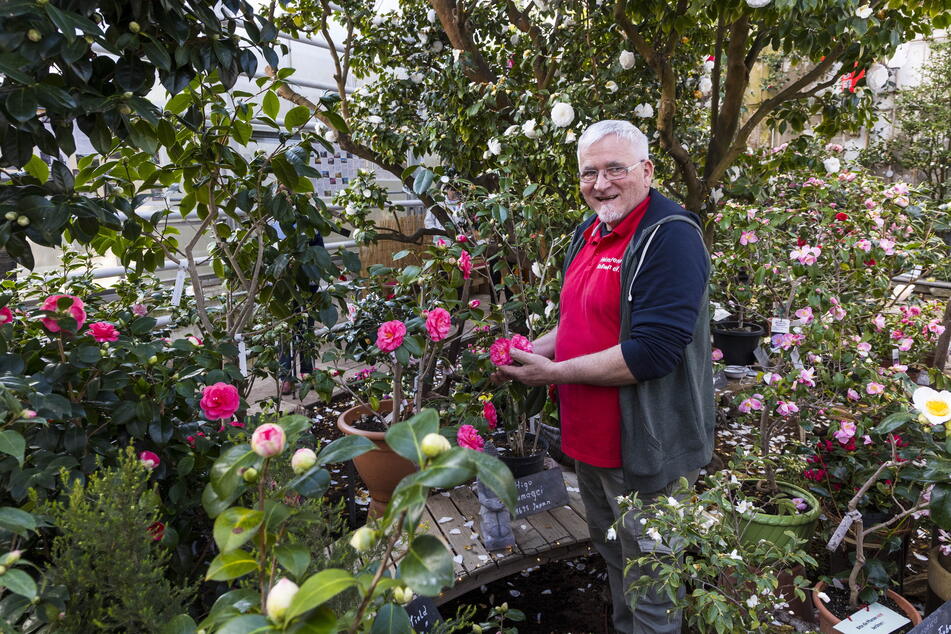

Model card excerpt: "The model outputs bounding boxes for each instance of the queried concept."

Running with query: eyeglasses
[579,159,648,184]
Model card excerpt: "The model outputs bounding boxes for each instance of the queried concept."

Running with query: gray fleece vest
[562,201,715,493]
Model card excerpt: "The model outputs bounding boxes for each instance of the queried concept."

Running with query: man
[498,120,714,634]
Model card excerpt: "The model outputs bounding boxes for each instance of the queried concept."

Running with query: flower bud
[128,21,141,33]
[251,423,286,458]
[241,467,258,483]
[393,586,414,605]
[265,578,299,622]
[138,450,160,470]
[0,566,6,575]
[16,216,29,227]
[421,433,451,458]
[1,551,21,566]
[472,626,483,634]
[291,448,317,474]
[499,602,508,613]
[4,212,16,221]
[27,29,41,42]
[117,104,132,115]
[349,526,377,552]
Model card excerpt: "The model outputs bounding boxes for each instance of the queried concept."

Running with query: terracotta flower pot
[812,581,921,634]
[337,400,416,519]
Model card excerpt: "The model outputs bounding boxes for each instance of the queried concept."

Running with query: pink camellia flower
[866,381,885,395]
[791,497,808,512]
[762,372,781,386]
[863,434,873,445]
[132,303,148,317]
[510,334,534,353]
[739,231,758,246]
[790,245,821,265]
[200,382,241,420]
[139,451,160,470]
[20,409,37,419]
[456,234,468,243]
[186,335,203,346]
[424,308,451,342]
[834,420,857,444]
[872,314,886,331]
[435,238,448,247]
[0,307,12,325]
[856,341,871,357]
[794,307,813,324]
[482,401,498,431]
[468,299,481,309]
[39,294,86,332]
[87,321,120,343]
[776,401,799,417]
[457,424,484,452]
[828,296,846,321]
[490,338,513,366]
[855,239,872,252]
[926,320,946,336]
[458,250,472,280]
[711,348,723,362]
[796,367,816,388]
[893,195,910,208]
[890,328,904,340]
[376,320,407,352]
[878,238,895,255]
[738,394,764,414]
[847,388,860,401]
[898,338,913,352]
[251,423,287,457]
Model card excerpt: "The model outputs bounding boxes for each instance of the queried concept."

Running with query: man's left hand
[497,348,560,386]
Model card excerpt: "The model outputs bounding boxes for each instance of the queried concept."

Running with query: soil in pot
[711,320,765,366]
[815,583,920,634]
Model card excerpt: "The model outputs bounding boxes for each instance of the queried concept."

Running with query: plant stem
[348,512,405,633]
[391,362,403,426]
[257,458,270,610]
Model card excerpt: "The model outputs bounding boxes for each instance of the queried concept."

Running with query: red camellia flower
[864,258,876,267]
[200,383,241,420]
[146,521,165,542]
[39,294,86,332]
[835,212,849,221]
[796,237,806,247]
[376,320,407,352]
[482,401,498,431]
[88,321,120,342]
[0,307,13,325]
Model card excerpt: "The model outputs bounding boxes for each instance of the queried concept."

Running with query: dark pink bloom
[456,234,468,243]
[490,338,512,366]
[468,299,480,309]
[139,451,160,470]
[457,424,484,451]
[482,401,498,431]
[0,307,12,325]
[376,320,407,352]
[88,321,119,342]
[147,521,165,542]
[40,294,86,332]
[425,308,452,342]
[200,382,240,420]
[510,334,534,353]
[458,250,472,280]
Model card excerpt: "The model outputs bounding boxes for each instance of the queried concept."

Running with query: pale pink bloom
[825,143,844,152]
[40,294,86,332]
[828,305,846,321]
[863,435,872,445]
[893,195,910,208]
[739,231,758,246]
[738,394,764,414]
[200,383,241,420]
[792,497,808,511]
[376,320,407,352]
[456,424,484,451]
[790,245,821,265]
[907,306,922,316]
[926,320,945,335]
[187,335,203,346]
[872,314,886,331]
[490,338,513,366]
[776,401,799,416]
[864,198,876,209]
[251,423,286,457]
[878,239,895,255]
[424,308,452,342]
[762,372,781,386]
[458,250,472,279]
[890,329,904,340]
[796,368,816,388]
[889,363,908,374]
[711,348,723,362]
[88,321,119,342]
[866,381,885,395]
[898,338,913,352]
[838,171,857,182]
[855,239,872,252]
[132,303,148,317]
[856,341,871,357]
[847,388,860,401]
[834,420,857,444]
[139,451,160,470]
[794,307,814,323]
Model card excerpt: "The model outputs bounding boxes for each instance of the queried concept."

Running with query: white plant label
[236,333,247,377]
[770,317,791,334]
[171,263,187,307]
[832,601,910,633]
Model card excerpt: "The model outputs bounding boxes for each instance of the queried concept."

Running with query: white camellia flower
[487,138,502,156]
[634,103,654,118]
[410,72,424,84]
[266,578,299,621]
[646,526,662,542]
[605,80,618,93]
[823,157,841,174]
[392,67,409,80]
[867,63,888,93]
[619,50,636,70]
[324,127,338,143]
[551,102,574,127]
[452,49,462,63]
[698,76,713,95]
[565,130,576,143]
[746,595,759,609]
[432,41,443,53]
[710,187,724,203]
[366,115,383,125]
[504,124,520,136]
[855,4,873,18]
[427,8,436,22]
[703,59,715,72]
[913,387,951,425]
[522,119,539,138]
[746,0,771,6]
[606,527,617,541]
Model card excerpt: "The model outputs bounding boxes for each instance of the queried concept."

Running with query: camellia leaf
[158,614,197,634]
[874,411,915,435]
[398,447,474,490]
[284,105,311,129]
[205,550,258,581]
[464,450,517,513]
[0,430,25,466]
[316,434,376,466]
[384,408,439,466]
[262,91,279,120]
[275,543,311,580]
[287,467,331,498]
[284,569,357,623]
[0,569,36,600]
[23,155,49,184]
[216,614,270,634]
[412,167,434,195]
[397,534,454,596]
[930,482,951,529]
[210,444,259,500]
[213,507,264,554]
[370,603,411,634]
[0,507,36,536]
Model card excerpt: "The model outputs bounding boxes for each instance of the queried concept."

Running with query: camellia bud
[2,551,22,567]
[499,602,508,613]
[265,578,299,622]
[147,355,158,364]
[251,423,286,458]
[290,448,317,474]
[128,21,141,33]
[349,526,376,552]
[241,467,258,483]
[4,212,16,221]
[117,104,132,115]
[421,433,450,458]
[27,29,41,42]
[0,566,6,575]
[472,625,482,634]
[16,216,29,227]
[122,91,133,99]
[393,586,414,605]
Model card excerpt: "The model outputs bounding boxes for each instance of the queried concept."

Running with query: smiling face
[579,134,653,228]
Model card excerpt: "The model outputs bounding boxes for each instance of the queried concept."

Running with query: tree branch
[429,0,497,85]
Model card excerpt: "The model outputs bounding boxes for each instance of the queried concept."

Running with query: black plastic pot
[493,432,549,479]
[711,320,765,366]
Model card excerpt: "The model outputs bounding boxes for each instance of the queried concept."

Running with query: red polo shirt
[556,196,650,467]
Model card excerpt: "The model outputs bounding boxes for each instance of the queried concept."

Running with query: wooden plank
[548,504,590,543]
[563,470,587,518]
[525,509,570,546]
[426,491,494,576]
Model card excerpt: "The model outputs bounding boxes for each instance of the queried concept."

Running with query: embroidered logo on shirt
[596,256,622,272]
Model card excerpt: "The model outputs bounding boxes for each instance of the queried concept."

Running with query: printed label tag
[832,601,910,633]
[771,317,791,334]
[236,334,247,377]
[827,510,862,551]
[171,263,187,307]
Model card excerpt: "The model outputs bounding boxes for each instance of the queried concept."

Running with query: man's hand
[497,348,561,386]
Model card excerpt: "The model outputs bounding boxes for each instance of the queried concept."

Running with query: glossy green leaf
[464,450,517,513]
[0,507,36,536]
[210,444,258,500]
[284,105,311,129]
[0,569,36,600]
[217,614,270,634]
[205,550,258,581]
[5,89,37,122]
[385,408,439,466]
[874,411,915,435]
[930,482,951,529]
[262,91,279,120]
[286,606,336,633]
[284,569,357,622]
[23,155,48,183]
[213,507,264,554]
[275,543,311,579]
[400,447,474,489]
[317,434,376,466]
[288,467,331,498]
[202,482,236,519]
[412,168,434,195]
[0,431,25,466]
[370,603,411,634]
[276,414,311,441]
[159,614,197,634]
[263,500,292,531]
[397,534,454,596]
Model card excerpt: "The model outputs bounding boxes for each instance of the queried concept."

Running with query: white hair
[576,120,649,164]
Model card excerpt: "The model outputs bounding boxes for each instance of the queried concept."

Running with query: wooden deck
[414,466,593,605]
